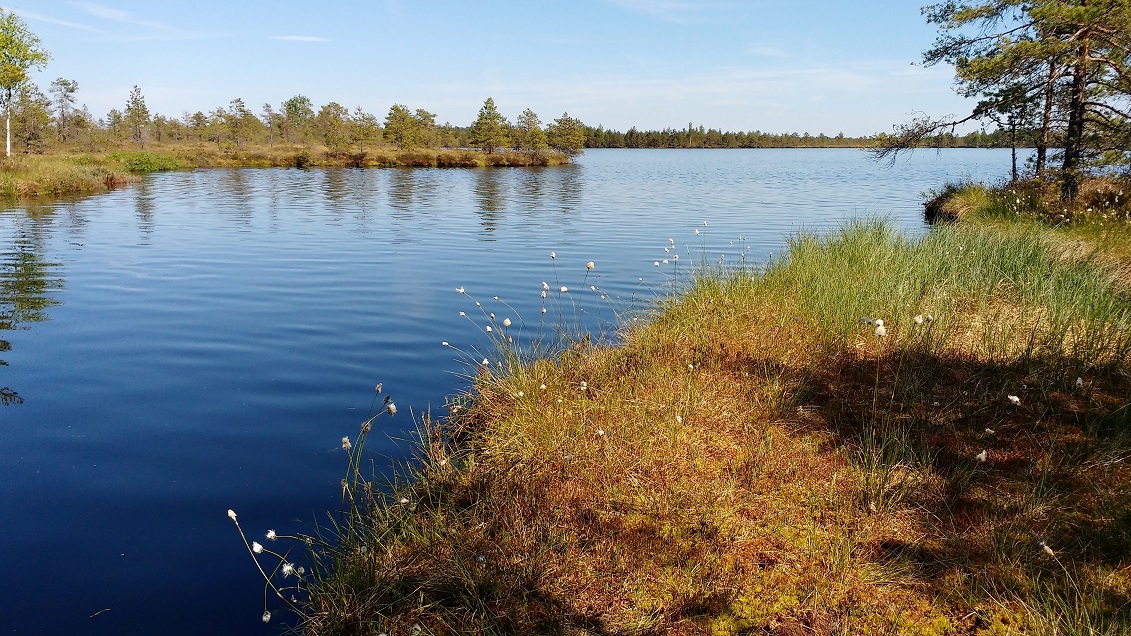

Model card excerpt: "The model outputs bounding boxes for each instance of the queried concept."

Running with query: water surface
[0,148,1011,634]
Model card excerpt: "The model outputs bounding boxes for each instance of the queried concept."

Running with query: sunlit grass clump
[238,219,1130,635]
[0,154,137,198]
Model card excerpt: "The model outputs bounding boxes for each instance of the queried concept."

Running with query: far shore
[0,144,574,200]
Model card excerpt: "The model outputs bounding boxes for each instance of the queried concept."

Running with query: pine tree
[469,98,509,154]
[124,85,150,144]
[547,112,586,157]
[513,108,548,153]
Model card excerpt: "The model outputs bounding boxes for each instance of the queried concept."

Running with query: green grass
[231,209,1131,634]
[0,153,137,198]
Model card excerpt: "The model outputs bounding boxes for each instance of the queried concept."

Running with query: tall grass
[236,219,1131,635]
[0,154,136,198]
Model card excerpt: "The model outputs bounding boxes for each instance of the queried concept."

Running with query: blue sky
[7,1,977,136]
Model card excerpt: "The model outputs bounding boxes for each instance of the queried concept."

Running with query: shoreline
[0,145,575,201]
[261,182,1131,634]
[1,145,1019,202]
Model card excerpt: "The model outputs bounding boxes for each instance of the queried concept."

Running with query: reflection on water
[135,177,156,239]
[0,209,64,404]
[0,149,1014,636]
[388,168,417,212]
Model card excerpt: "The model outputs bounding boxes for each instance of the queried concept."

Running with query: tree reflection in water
[0,212,64,405]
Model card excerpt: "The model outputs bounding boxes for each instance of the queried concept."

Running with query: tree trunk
[1010,120,1018,182]
[1036,58,1056,178]
[1061,40,1090,200]
[5,90,10,158]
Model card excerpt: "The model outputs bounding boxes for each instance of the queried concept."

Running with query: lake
[0,148,1011,634]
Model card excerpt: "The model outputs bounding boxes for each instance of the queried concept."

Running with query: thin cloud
[748,45,790,59]
[606,0,741,24]
[11,8,102,32]
[271,35,330,42]
[68,1,175,31]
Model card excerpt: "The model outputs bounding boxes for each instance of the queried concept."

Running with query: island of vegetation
[220,2,1131,635]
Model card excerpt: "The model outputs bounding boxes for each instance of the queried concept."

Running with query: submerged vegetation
[233,209,1131,634]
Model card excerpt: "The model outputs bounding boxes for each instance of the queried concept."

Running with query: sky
[6,1,981,137]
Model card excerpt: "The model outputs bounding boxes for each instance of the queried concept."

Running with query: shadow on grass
[787,343,1131,631]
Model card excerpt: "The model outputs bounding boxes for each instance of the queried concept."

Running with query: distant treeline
[582,124,1023,149]
[5,77,1021,158]
[6,79,586,157]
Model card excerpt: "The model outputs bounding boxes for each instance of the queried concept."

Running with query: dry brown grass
[289,223,1131,635]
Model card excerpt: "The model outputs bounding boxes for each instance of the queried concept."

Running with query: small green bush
[110,151,183,173]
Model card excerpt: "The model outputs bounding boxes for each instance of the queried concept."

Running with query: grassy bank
[0,154,138,198]
[241,210,1131,634]
[925,177,1131,287]
[0,145,572,200]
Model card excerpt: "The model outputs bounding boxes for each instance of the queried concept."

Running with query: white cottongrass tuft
[541,307,547,314]
[399,497,410,505]
[252,541,264,554]
[694,228,700,235]
[586,261,595,270]
[266,529,277,541]
[542,281,549,291]
[1076,377,1084,389]
[560,286,568,293]
[579,381,587,391]
[485,325,492,333]
[654,261,660,266]
[227,509,237,521]
[985,428,996,435]
[976,450,988,462]
[459,311,466,316]
[550,251,556,259]
[441,341,449,347]
[342,436,352,451]
[596,428,605,436]
[262,610,271,623]
[481,358,489,366]
[540,383,547,390]
[1039,540,1055,556]
[517,391,524,397]
[675,415,683,424]
[456,287,465,294]
[387,403,396,416]
[1008,395,1021,405]
[502,318,511,327]
[913,315,924,325]
[282,563,295,577]
[541,290,547,299]
[874,323,886,338]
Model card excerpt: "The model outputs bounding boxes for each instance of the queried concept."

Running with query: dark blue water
[0,149,1010,634]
